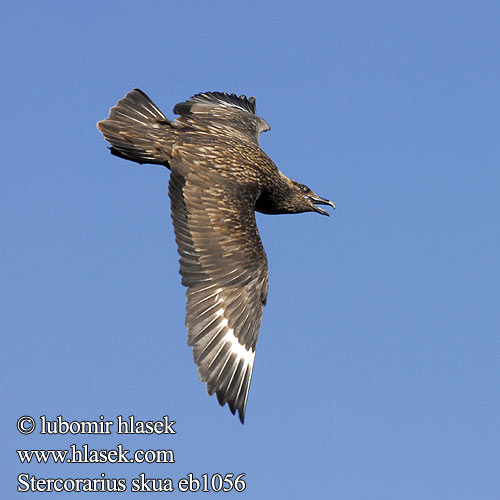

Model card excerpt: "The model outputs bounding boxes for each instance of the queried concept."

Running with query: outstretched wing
[173,91,270,146]
[169,163,268,423]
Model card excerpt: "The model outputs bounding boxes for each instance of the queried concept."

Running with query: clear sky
[3,1,499,498]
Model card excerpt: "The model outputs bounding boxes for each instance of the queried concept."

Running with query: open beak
[309,195,336,216]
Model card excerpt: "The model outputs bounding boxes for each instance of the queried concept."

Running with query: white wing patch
[217,309,255,366]
[212,306,255,415]
[216,308,256,367]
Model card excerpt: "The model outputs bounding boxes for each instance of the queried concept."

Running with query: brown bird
[97,89,335,423]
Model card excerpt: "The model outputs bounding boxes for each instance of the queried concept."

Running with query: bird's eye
[299,184,309,193]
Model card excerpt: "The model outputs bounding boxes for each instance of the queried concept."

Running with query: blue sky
[2,1,499,498]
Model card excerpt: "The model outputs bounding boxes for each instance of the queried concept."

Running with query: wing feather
[173,91,270,146]
[169,165,268,423]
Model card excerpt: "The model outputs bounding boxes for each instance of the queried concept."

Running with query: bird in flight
[97,89,335,423]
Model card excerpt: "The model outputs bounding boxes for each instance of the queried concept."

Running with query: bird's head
[288,180,336,216]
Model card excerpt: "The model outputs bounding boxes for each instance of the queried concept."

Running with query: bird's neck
[255,172,296,215]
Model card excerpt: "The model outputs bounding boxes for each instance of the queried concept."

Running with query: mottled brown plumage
[97,89,335,423]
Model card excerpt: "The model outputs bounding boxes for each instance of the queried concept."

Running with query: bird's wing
[169,163,269,423]
[173,91,270,146]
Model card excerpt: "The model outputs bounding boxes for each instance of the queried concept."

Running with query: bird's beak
[309,195,336,216]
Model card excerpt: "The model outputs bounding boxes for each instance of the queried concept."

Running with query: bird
[97,89,335,423]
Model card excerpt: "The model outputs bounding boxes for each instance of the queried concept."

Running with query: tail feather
[97,89,173,166]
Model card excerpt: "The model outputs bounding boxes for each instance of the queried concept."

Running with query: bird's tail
[97,88,174,165]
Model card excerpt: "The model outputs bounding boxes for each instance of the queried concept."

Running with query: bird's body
[98,89,334,423]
